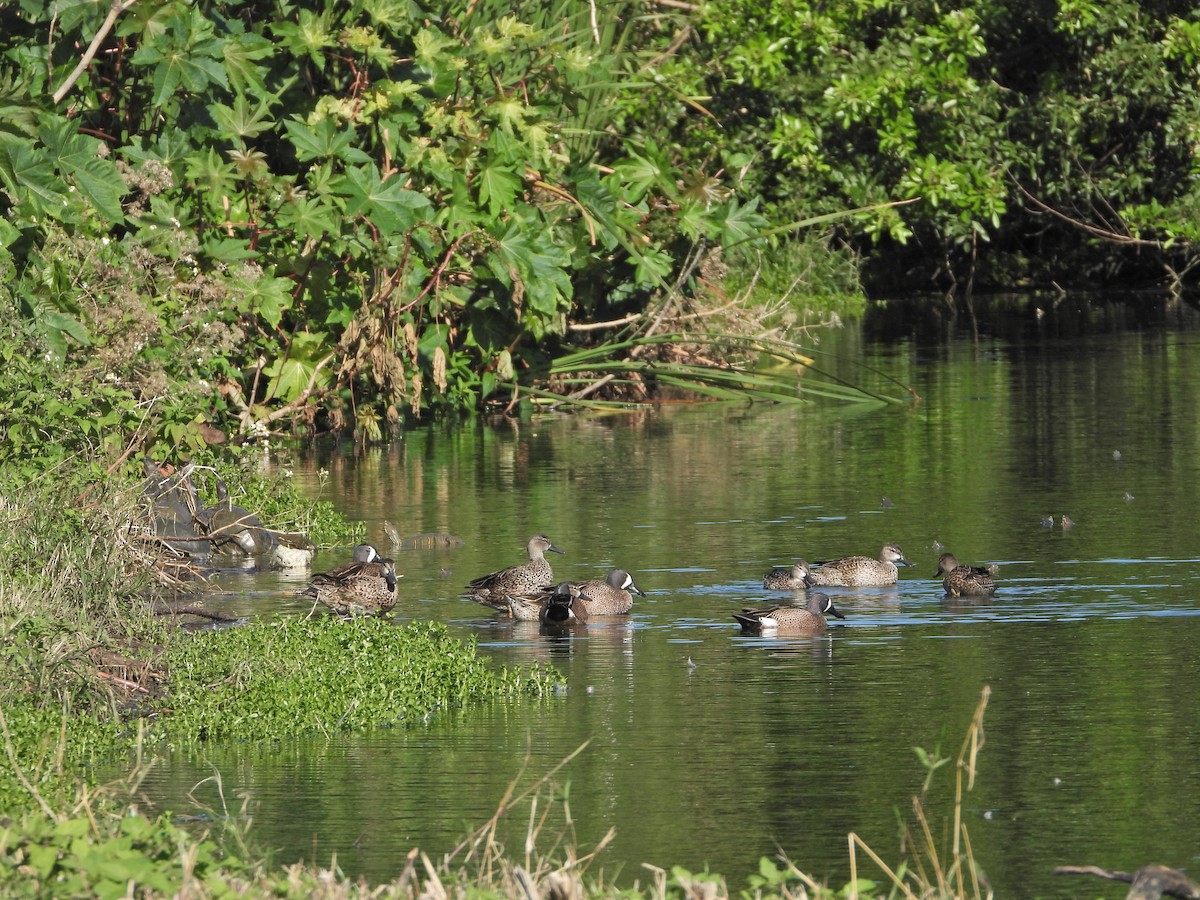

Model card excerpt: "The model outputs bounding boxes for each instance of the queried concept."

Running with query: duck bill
[827,602,846,619]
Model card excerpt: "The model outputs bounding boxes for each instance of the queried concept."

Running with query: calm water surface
[140,296,1200,896]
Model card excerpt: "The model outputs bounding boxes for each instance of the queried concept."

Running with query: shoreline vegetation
[0,458,996,897]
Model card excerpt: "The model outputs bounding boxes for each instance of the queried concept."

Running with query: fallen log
[1056,864,1200,900]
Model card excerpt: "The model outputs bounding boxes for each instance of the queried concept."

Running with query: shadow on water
[135,294,1200,897]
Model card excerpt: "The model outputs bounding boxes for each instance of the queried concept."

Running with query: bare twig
[52,0,138,105]
[567,313,642,332]
[647,26,694,69]
[1015,181,1163,248]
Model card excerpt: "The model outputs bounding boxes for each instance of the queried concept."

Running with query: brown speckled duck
[465,534,564,610]
[762,561,813,591]
[575,568,644,615]
[808,543,911,587]
[934,553,997,598]
[507,582,589,625]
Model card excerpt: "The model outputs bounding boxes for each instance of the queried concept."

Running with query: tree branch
[52,0,138,106]
[1015,180,1165,249]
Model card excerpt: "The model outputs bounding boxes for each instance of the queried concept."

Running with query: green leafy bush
[0,811,244,899]
[1,0,765,441]
[675,0,1200,291]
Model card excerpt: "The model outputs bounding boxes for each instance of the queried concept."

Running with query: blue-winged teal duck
[302,544,399,617]
[934,553,997,598]
[762,561,813,591]
[464,534,564,610]
[808,542,911,587]
[733,592,845,634]
[507,582,588,625]
[575,568,644,615]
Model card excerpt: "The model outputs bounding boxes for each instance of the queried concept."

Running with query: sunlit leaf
[263,331,331,402]
[284,118,371,163]
[237,267,294,330]
[212,94,275,140]
[477,161,520,216]
[0,135,68,216]
[223,32,274,96]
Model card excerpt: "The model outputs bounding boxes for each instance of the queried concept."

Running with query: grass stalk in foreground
[848,685,992,900]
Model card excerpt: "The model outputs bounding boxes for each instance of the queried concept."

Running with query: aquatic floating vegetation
[160,618,562,744]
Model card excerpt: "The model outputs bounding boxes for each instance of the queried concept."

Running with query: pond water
[138,294,1200,896]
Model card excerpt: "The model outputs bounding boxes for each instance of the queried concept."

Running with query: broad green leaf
[271,10,335,68]
[0,135,68,216]
[201,234,260,262]
[38,119,125,221]
[477,161,520,216]
[130,9,229,108]
[279,194,340,242]
[491,96,532,135]
[633,245,673,286]
[339,164,432,233]
[711,195,766,247]
[185,146,237,201]
[284,118,370,163]
[223,32,274,96]
[69,155,125,223]
[263,331,331,402]
[613,151,666,203]
[26,844,59,879]
[488,219,572,317]
[237,268,295,330]
[212,94,275,140]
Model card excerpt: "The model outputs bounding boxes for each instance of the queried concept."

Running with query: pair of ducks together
[743,543,997,634]
[463,534,643,625]
[302,544,399,617]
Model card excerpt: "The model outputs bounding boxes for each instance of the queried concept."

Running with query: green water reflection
[146,296,1200,896]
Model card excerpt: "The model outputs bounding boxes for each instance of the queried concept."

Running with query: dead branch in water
[1056,864,1200,900]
